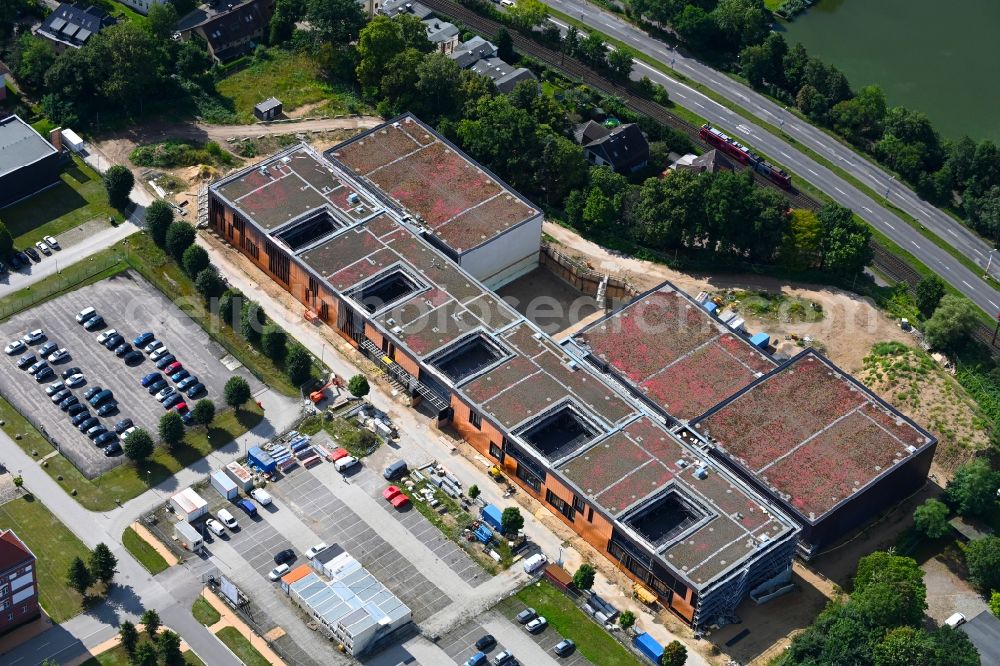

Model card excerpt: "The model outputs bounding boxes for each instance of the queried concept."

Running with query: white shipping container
[210,470,238,500]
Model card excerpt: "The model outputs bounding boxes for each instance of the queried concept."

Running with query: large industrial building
[208,114,934,627]
[0,115,62,208]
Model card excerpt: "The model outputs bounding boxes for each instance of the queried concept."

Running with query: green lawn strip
[81,640,203,665]
[498,580,642,666]
[215,49,370,124]
[121,526,169,575]
[192,596,221,626]
[124,233,306,396]
[1,155,117,248]
[215,626,271,666]
[545,4,1000,290]
[0,496,91,622]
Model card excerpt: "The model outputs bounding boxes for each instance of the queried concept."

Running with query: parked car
[185,382,205,398]
[525,617,547,634]
[103,334,123,350]
[236,498,257,517]
[273,548,294,565]
[59,395,79,411]
[72,413,94,427]
[39,341,57,357]
[95,432,117,446]
[217,509,238,529]
[23,247,40,262]
[382,486,410,509]
[304,543,328,560]
[114,343,132,357]
[61,366,82,379]
[464,653,488,666]
[5,340,25,355]
[155,354,177,370]
[133,332,154,347]
[43,235,59,250]
[515,608,537,625]
[28,360,48,375]
[164,361,182,375]
[522,553,547,575]
[103,442,123,456]
[150,347,170,361]
[123,350,143,364]
[76,417,99,432]
[114,418,134,434]
[148,380,168,395]
[22,329,45,344]
[493,651,516,666]
[35,241,51,256]
[65,373,86,388]
[553,639,574,657]
[7,253,24,269]
[16,353,35,369]
[269,564,290,581]
[145,340,164,354]
[177,375,198,391]
[50,389,70,403]
[206,519,225,536]
[250,488,272,506]
[35,366,54,381]
[383,459,408,480]
[170,369,189,383]
[96,329,117,344]
[47,348,69,363]
[89,389,113,406]
[45,381,65,396]
[83,315,105,331]
[86,425,107,440]
[121,426,137,440]
[156,387,174,402]
[14,251,30,266]
[83,386,102,400]
[141,372,162,387]
[76,307,97,324]
[67,403,88,416]
[97,402,118,416]
[475,635,496,651]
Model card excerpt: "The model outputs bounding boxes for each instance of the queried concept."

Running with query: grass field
[215,626,270,666]
[0,156,116,248]
[122,527,169,575]
[764,0,784,10]
[498,580,642,666]
[192,596,221,626]
[215,50,369,124]
[0,496,91,622]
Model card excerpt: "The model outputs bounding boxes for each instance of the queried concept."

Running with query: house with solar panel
[35,3,116,53]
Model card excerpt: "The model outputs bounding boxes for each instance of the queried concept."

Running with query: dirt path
[543,222,913,373]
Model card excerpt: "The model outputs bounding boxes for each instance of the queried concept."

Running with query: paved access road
[541,0,1000,317]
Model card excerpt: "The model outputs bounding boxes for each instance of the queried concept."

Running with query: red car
[164,361,183,375]
[382,485,410,508]
[174,401,188,413]
[330,447,349,461]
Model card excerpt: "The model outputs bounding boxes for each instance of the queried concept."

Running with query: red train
[699,124,792,190]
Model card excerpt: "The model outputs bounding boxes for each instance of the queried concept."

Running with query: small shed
[169,488,208,522]
[225,461,254,491]
[480,504,503,532]
[749,332,770,349]
[210,470,238,500]
[633,632,664,663]
[174,521,203,552]
[253,97,282,121]
[247,446,276,473]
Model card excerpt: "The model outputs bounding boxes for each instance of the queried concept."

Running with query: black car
[87,425,107,440]
[114,343,132,357]
[97,402,118,417]
[475,635,496,652]
[16,353,35,369]
[7,253,24,269]
[95,431,117,446]
[155,354,176,370]
[61,366,82,379]
[83,386,102,400]
[83,315,105,331]
[185,382,205,398]
[123,350,143,365]
[60,395,79,411]
[67,403,88,416]
[71,410,91,425]
[273,549,295,565]
[103,334,123,350]
[23,247,39,262]
[148,379,168,395]
[104,442,123,456]
[114,418,133,434]
[35,367,54,381]
[77,417,99,432]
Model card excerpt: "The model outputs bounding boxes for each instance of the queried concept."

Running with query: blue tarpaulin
[633,632,664,663]
[475,524,493,543]
[749,332,770,349]
[703,301,718,314]
[481,504,503,531]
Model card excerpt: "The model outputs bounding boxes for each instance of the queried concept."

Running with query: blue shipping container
[750,332,770,349]
[633,632,664,663]
[247,446,276,473]
[481,504,503,531]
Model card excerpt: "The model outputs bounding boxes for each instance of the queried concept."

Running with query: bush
[913,498,950,539]
[195,267,226,301]
[165,221,196,263]
[618,610,635,630]
[923,295,980,352]
[260,324,288,362]
[347,374,370,398]
[104,165,135,210]
[145,200,174,247]
[181,244,210,278]
[285,344,312,386]
[240,300,266,346]
[219,289,242,327]
[224,376,252,409]
[965,536,1000,594]
[192,399,215,426]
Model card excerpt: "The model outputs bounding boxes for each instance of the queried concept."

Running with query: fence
[0,252,125,321]
[539,242,640,306]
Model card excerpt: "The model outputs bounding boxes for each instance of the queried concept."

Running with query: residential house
[379,0,459,54]
[0,530,40,634]
[448,35,496,69]
[35,3,116,53]
[116,0,170,16]
[185,0,275,63]
[669,149,734,175]
[380,0,433,19]
[573,120,649,173]
[449,37,536,93]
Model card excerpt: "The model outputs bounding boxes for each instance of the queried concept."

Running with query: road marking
[862,206,873,213]
[963,280,974,289]
[834,187,846,195]
[695,102,705,109]
[989,299,999,309]
[736,124,751,135]
[947,228,958,237]
[675,92,687,99]
[911,241,920,249]
[885,222,896,230]
[807,168,819,176]
[780,151,791,158]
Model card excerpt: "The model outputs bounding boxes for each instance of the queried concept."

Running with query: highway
[541,0,1000,317]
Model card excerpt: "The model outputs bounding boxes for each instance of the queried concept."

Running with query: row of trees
[67,542,117,599]
[119,609,185,666]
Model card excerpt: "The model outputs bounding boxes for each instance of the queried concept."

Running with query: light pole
[985,248,997,279]
[885,176,895,199]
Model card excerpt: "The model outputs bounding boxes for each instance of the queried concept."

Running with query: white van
[76,307,97,324]
[334,456,359,472]
[945,612,967,629]
[217,509,238,529]
[522,553,547,574]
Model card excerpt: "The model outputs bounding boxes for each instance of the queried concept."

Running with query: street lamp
[985,248,997,279]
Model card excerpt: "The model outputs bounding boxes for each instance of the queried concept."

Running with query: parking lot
[0,271,258,477]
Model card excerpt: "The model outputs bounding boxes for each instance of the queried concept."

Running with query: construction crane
[309,374,344,404]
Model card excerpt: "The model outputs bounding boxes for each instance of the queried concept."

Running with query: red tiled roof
[0,530,34,571]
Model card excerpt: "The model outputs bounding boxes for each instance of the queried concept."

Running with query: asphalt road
[542,0,1000,316]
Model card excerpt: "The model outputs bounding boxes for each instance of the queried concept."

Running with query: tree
[104,165,135,210]
[945,456,995,515]
[923,295,980,351]
[414,53,464,122]
[141,608,161,639]
[260,324,288,362]
[147,2,178,40]
[165,221,196,263]
[780,208,822,270]
[145,200,174,247]
[912,498,950,539]
[606,46,635,80]
[159,412,185,448]
[501,506,524,535]
[195,267,226,301]
[0,221,13,258]
[495,27,514,62]
[285,344,313,386]
[132,641,158,666]
[990,590,1000,619]
[830,85,887,144]
[224,376,252,409]
[357,16,407,95]
[306,0,365,44]
[181,244,210,278]
[123,428,154,462]
[468,484,480,500]
[572,563,596,590]
[119,620,139,655]
[89,542,118,585]
[158,629,184,666]
[915,276,946,318]
[816,203,872,276]
[219,290,242,327]
[192,399,216,426]
[376,48,423,116]
[67,556,92,597]
[660,640,687,666]
[965,536,1000,594]
[269,0,301,44]
[852,551,927,628]
[507,0,548,30]
[539,137,587,206]
[673,5,716,52]
[91,23,169,113]
[712,0,770,50]
[240,299,266,345]
[577,32,608,68]
[618,610,635,630]
[456,96,542,194]
[347,374,370,398]
[11,34,56,91]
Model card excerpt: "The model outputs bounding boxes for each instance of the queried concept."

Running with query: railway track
[426,0,999,352]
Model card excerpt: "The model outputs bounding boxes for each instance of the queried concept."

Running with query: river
[779,0,1000,143]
